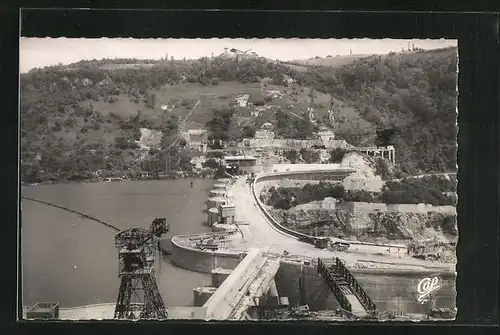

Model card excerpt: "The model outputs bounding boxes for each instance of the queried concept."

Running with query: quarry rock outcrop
[268,205,458,247]
[340,152,384,192]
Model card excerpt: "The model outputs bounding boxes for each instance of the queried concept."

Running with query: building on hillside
[224,155,258,174]
[82,78,93,87]
[315,130,335,147]
[238,52,259,60]
[282,74,296,86]
[97,73,113,86]
[235,94,250,107]
[352,145,396,164]
[190,156,205,170]
[265,90,283,99]
[186,129,208,152]
[221,47,233,58]
[254,128,275,140]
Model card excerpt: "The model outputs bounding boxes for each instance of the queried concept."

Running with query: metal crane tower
[114,218,170,320]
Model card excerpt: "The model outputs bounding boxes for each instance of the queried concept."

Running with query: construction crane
[114,218,170,320]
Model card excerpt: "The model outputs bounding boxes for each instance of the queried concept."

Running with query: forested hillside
[20,48,457,182]
[301,48,458,174]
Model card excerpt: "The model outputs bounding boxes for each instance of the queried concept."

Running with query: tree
[205,108,235,140]
[329,148,347,163]
[375,128,399,147]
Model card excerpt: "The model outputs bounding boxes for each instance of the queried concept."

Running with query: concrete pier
[217,178,232,183]
[207,207,219,226]
[207,196,227,211]
[209,189,227,197]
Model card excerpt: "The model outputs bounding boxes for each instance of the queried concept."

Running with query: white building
[185,129,208,152]
[235,94,250,107]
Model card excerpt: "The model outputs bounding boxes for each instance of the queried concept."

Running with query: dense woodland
[20,48,457,183]
[264,176,457,210]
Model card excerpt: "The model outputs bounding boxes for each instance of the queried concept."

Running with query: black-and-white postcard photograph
[20,37,458,322]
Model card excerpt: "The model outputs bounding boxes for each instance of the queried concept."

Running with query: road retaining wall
[252,171,353,243]
[252,170,453,249]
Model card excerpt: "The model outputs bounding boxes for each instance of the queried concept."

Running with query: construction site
[23,161,456,322]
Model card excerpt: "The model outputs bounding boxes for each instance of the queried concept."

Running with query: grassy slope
[20,48,456,180]
[288,54,371,68]
[54,55,376,144]
[76,80,366,138]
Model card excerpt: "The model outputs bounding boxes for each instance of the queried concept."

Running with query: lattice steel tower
[114,218,169,320]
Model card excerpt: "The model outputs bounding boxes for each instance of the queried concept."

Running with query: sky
[20,38,457,73]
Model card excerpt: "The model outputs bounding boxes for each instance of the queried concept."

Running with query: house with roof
[185,129,208,152]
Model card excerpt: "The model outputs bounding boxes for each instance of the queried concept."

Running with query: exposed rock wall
[340,152,384,192]
[268,206,458,246]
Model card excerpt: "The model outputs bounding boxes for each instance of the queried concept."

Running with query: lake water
[21,179,214,308]
[21,178,456,316]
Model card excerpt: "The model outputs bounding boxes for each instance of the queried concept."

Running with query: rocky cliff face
[340,152,384,192]
[268,205,458,247]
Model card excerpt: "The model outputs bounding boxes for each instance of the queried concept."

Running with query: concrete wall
[337,201,456,214]
[212,223,238,233]
[238,138,350,150]
[269,163,341,173]
[253,170,456,250]
[170,236,244,273]
[252,169,355,242]
[193,287,217,307]
[211,268,233,288]
[204,249,263,320]
[275,260,341,311]
[354,272,456,315]
[168,306,207,320]
[257,168,355,182]
[275,260,456,314]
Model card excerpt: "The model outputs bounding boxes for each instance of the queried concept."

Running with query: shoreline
[22,174,214,187]
[23,168,456,318]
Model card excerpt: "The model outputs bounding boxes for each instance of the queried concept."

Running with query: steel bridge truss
[317,257,377,318]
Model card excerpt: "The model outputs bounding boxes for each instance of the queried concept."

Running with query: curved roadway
[230,175,454,272]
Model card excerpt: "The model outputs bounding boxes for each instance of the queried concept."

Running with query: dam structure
[24,164,456,321]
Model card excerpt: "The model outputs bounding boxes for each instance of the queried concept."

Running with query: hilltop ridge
[20,47,457,182]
